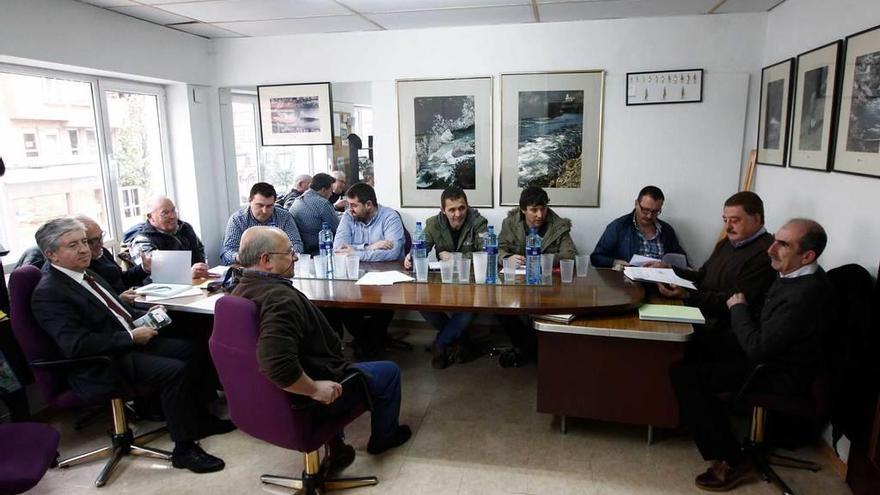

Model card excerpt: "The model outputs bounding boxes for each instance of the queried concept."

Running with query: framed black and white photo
[833,24,880,178]
[789,41,842,172]
[626,68,703,105]
[757,59,795,167]
[500,70,605,207]
[397,77,493,207]
[257,82,334,146]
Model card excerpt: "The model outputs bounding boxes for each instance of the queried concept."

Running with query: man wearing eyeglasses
[131,196,210,279]
[590,186,687,269]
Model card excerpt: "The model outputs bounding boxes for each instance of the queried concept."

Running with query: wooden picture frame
[757,59,795,167]
[257,82,334,146]
[789,41,843,172]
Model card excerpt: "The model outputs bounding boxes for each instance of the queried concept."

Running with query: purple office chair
[209,295,378,495]
[0,422,60,494]
[9,265,171,488]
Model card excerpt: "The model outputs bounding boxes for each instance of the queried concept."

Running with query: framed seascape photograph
[397,77,493,207]
[756,59,795,167]
[500,70,605,207]
[789,41,843,171]
[257,82,334,146]
[833,24,880,178]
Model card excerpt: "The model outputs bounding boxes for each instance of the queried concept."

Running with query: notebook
[638,304,705,324]
[150,250,192,285]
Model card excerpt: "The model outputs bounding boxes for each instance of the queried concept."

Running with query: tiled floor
[30,327,852,495]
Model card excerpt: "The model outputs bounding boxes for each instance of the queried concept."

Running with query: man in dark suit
[30,217,232,473]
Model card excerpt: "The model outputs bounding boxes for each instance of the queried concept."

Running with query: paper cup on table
[472,252,488,284]
[345,255,360,280]
[414,256,429,282]
[560,259,575,283]
[440,258,454,283]
[314,254,328,279]
[576,254,589,277]
[334,254,347,278]
[458,258,471,283]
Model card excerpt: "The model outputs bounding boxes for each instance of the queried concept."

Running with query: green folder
[638,304,705,324]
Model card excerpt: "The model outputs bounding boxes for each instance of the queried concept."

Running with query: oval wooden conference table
[140,262,645,316]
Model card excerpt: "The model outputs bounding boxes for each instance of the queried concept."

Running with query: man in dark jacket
[131,196,209,279]
[231,226,411,469]
[498,186,577,265]
[590,185,687,268]
[670,218,833,491]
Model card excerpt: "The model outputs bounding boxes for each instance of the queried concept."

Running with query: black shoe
[366,425,412,455]
[200,416,236,439]
[172,444,225,473]
[322,440,356,473]
[498,349,522,368]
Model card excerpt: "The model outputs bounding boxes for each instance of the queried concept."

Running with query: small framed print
[626,69,703,105]
[789,41,843,172]
[833,24,880,178]
[757,59,795,167]
[257,82,334,146]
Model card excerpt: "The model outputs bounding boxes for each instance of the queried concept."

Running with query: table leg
[647,425,654,445]
[560,415,567,434]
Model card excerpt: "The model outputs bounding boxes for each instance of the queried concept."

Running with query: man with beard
[221,182,304,265]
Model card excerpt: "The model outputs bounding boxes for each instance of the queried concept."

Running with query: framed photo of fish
[756,59,795,167]
[257,82,334,146]
[500,71,605,207]
[397,77,493,207]
[833,24,880,178]
[789,41,842,172]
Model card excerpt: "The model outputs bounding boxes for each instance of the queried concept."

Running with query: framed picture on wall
[756,59,795,167]
[833,24,880,178]
[257,82,334,146]
[499,70,605,207]
[789,41,843,172]
[397,77,493,208]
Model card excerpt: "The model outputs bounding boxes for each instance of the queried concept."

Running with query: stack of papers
[639,304,705,324]
[186,293,224,311]
[144,287,203,302]
[135,283,193,298]
[355,271,414,286]
[208,265,231,277]
[629,253,688,268]
[623,267,697,290]
[535,314,576,324]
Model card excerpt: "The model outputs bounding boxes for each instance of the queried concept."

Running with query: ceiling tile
[158,0,350,23]
[713,0,786,14]
[340,0,530,13]
[214,15,381,36]
[168,22,246,38]
[78,0,138,7]
[538,0,717,22]
[367,5,534,29]
[109,5,196,24]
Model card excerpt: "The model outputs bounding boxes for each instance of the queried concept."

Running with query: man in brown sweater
[231,226,411,469]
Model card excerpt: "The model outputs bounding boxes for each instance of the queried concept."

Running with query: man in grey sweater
[671,218,833,492]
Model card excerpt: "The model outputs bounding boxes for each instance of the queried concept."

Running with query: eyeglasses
[637,204,662,216]
[265,247,296,257]
[86,232,105,246]
[157,208,177,219]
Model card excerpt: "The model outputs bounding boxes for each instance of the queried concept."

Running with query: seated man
[659,191,777,348]
[16,215,148,303]
[279,174,312,210]
[221,182,304,265]
[31,217,233,473]
[332,182,404,358]
[590,185,687,268]
[231,226,411,464]
[499,185,577,265]
[328,171,348,212]
[131,196,210,279]
[670,219,833,491]
[289,173,340,256]
[404,186,487,369]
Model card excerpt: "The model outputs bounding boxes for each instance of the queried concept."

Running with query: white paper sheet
[623,267,697,290]
[208,265,231,277]
[144,287,203,302]
[355,271,414,286]
[185,293,224,311]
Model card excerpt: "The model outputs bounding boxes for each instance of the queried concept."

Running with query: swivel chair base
[261,450,378,495]
[746,406,821,495]
[57,398,171,487]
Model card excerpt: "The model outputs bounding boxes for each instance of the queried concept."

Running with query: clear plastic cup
[296,253,311,277]
[414,257,429,282]
[560,259,575,283]
[472,252,488,284]
[314,254,328,279]
[345,255,360,280]
[576,254,590,277]
[503,257,517,284]
[440,258,454,283]
[540,253,554,284]
[333,254,347,279]
[451,252,462,275]
[458,258,471,283]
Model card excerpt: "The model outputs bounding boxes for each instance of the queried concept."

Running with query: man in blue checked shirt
[333,182,405,262]
[289,173,340,256]
[221,182,304,265]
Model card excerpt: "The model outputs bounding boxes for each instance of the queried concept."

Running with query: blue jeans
[420,312,474,349]
[352,361,401,442]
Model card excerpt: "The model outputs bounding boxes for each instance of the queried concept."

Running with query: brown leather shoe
[695,460,757,491]
[431,344,450,369]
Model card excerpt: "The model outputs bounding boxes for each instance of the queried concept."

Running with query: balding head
[768,218,827,275]
[294,174,312,193]
[74,215,104,259]
[146,196,178,233]
[239,226,295,277]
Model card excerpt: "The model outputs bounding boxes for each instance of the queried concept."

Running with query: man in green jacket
[405,186,488,369]
[499,186,578,266]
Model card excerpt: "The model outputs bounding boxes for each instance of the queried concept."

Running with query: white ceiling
[75,0,787,39]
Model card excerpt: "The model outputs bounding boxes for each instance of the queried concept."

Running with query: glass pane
[104,91,166,230]
[261,146,312,195]
[232,101,258,205]
[0,72,109,262]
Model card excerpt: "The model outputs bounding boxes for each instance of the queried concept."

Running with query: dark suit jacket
[31,264,145,402]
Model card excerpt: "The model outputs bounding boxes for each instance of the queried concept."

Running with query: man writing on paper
[670,219,833,491]
[232,226,411,469]
[131,196,210,279]
[590,185,687,269]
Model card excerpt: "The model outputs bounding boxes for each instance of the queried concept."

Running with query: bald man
[131,196,209,279]
[329,171,348,211]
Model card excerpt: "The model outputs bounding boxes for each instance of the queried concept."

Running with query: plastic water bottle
[526,226,542,285]
[319,222,334,278]
[412,222,428,281]
[485,225,498,284]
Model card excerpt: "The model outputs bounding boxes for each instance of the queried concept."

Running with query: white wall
[758,0,880,276]
[213,13,766,265]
